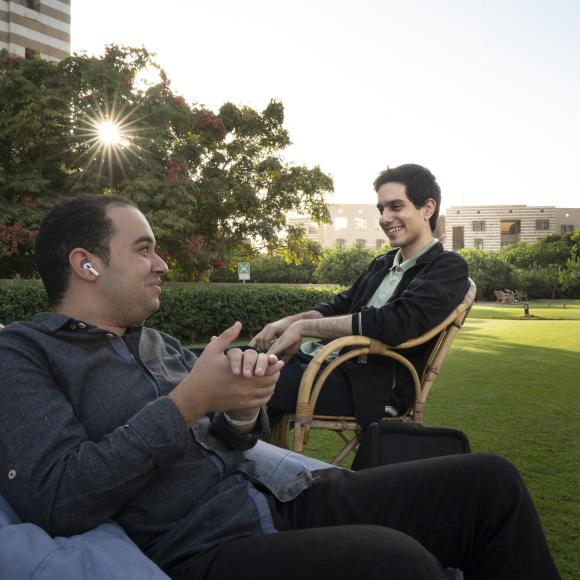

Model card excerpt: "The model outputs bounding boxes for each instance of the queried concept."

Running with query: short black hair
[373,164,441,231]
[35,194,135,307]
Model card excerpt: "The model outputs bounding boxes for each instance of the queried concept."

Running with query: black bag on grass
[351,421,471,471]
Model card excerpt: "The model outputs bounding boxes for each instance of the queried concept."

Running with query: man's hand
[265,322,303,364]
[250,310,323,353]
[169,322,283,426]
[249,316,294,353]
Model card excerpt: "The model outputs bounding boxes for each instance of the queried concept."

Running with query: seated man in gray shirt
[0,194,560,579]
[253,164,469,428]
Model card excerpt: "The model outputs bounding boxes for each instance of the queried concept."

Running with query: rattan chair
[270,279,477,464]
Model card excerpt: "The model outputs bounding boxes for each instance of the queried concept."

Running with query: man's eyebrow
[132,235,156,246]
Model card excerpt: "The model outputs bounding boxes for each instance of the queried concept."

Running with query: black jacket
[313,242,469,428]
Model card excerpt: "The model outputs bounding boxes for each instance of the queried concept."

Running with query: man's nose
[379,209,391,224]
[153,253,169,273]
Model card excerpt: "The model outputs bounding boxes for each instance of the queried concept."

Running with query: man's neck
[400,234,436,262]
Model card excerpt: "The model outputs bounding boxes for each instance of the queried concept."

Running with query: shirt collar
[32,311,142,335]
[389,238,439,272]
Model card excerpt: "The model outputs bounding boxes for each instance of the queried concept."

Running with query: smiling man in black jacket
[252,164,469,427]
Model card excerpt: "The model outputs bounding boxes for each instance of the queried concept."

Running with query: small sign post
[237,262,251,284]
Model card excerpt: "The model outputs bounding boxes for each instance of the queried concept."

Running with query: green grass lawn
[298,304,580,579]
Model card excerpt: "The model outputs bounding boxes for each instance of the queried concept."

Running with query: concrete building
[0,0,70,61]
[288,204,387,250]
[443,205,580,252]
[289,203,579,252]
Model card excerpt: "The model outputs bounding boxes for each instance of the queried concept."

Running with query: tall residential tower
[0,0,70,60]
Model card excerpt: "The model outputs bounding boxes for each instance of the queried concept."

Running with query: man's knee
[344,525,442,579]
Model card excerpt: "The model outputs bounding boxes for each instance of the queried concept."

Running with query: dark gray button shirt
[0,313,311,567]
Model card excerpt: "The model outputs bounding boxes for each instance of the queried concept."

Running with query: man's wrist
[224,409,260,426]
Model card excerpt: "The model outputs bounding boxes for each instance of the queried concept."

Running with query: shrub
[210,254,317,283]
[458,249,514,300]
[314,246,375,285]
[150,284,339,342]
[512,265,561,299]
[558,260,580,299]
[0,280,340,343]
[0,279,47,322]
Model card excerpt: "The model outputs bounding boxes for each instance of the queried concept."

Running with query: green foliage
[500,234,574,269]
[272,226,324,266]
[0,280,338,342]
[148,285,338,342]
[0,279,48,321]
[459,249,514,300]
[210,254,320,284]
[512,265,562,299]
[314,245,376,285]
[0,47,333,280]
[558,259,580,298]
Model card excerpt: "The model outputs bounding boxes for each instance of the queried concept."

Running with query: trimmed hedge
[0,280,339,343]
[149,284,339,342]
[0,280,48,322]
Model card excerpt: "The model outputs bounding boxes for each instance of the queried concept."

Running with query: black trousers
[165,454,560,580]
[266,352,356,425]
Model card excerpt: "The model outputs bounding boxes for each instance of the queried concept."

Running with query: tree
[499,234,574,269]
[0,47,332,279]
[314,245,375,286]
[459,249,514,300]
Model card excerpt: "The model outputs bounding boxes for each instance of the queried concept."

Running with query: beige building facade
[443,205,580,252]
[290,203,579,252]
[0,0,70,61]
[288,204,388,250]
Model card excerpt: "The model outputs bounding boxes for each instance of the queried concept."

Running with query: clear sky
[71,0,580,213]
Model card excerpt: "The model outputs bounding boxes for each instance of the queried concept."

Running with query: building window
[474,239,484,249]
[501,220,521,235]
[472,221,486,232]
[25,48,39,59]
[536,220,550,231]
[308,224,319,235]
[333,217,347,231]
[376,239,385,249]
[561,224,575,234]
[355,239,367,247]
[354,217,367,230]
[335,238,346,248]
[26,0,41,10]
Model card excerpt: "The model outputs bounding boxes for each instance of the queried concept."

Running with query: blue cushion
[0,493,169,580]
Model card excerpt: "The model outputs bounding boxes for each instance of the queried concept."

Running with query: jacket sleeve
[0,336,191,537]
[354,252,469,345]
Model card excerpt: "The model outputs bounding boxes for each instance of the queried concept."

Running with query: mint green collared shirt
[301,239,438,360]
[365,239,438,308]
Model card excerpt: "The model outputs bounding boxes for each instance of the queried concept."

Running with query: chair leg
[332,434,360,465]
[269,414,294,449]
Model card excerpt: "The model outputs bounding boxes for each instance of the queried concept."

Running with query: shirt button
[8,469,16,480]
[106,333,115,338]
[70,324,77,330]
[78,322,86,329]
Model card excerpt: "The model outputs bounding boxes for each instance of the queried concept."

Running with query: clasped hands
[169,321,284,428]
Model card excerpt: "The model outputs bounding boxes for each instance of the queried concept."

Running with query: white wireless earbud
[83,262,100,277]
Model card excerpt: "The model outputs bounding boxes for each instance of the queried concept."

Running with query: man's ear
[422,198,436,222]
[69,248,99,281]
